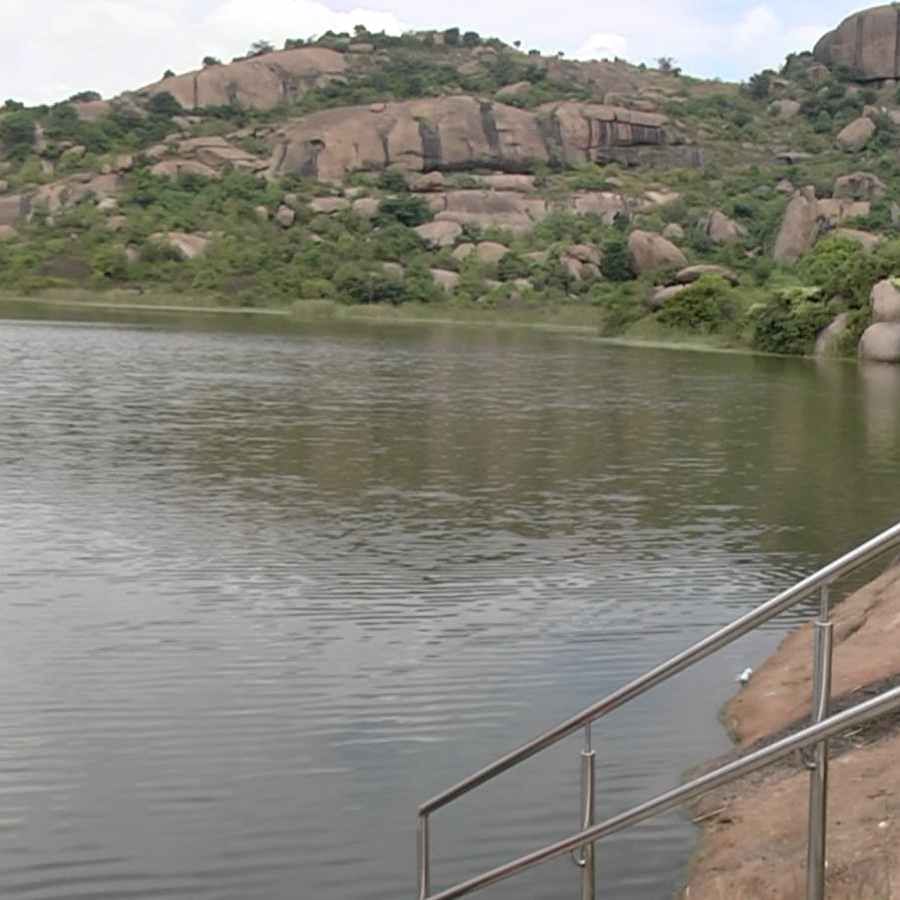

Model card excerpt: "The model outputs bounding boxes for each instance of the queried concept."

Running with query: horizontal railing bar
[426,683,900,900]
[420,520,900,816]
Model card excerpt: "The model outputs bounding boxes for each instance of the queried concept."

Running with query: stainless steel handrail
[417,519,900,900]
[426,683,900,900]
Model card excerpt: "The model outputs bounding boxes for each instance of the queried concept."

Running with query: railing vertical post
[418,812,431,900]
[806,584,833,900]
[580,724,596,900]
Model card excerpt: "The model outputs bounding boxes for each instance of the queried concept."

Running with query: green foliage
[497,252,531,281]
[797,236,872,305]
[146,92,183,117]
[377,169,409,193]
[69,91,102,103]
[203,56,222,67]
[462,31,481,48]
[376,194,432,227]
[744,70,773,100]
[749,287,833,355]
[657,276,735,333]
[163,69,176,79]
[600,236,633,282]
[0,111,37,160]
[249,40,275,57]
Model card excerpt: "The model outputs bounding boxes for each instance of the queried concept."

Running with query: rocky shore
[682,563,900,899]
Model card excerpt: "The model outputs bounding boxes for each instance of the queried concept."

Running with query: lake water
[2,306,900,900]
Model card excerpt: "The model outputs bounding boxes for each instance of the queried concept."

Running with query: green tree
[249,40,275,57]
[202,56,222,67]
[462,31,481,48]
[0,110,37,160]
[163,69,176,78]
[146,91,183,117]
[376,194,431,227]
[744,70,773,100]
[600,236,633,282]
[69,91,102,103]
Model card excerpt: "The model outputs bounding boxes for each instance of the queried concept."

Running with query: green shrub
[657,275,735,333]
[146,92,183,117]
[600,236,634,281]
[0,111,37,160]
[376,194,431,227]
[749,288,833,354]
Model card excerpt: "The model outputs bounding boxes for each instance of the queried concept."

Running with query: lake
[2,306,900,900]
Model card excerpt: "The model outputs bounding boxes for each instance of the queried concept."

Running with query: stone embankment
[682,563,900,899]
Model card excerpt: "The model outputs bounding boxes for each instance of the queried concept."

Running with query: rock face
[675,265,739,286]
[815,312,850,356]
[815,6,900,83]
[140,48,348,111]
[430,269,460,291]
[267,96,696,182]
[836,117,876,151]
[833,171,887,201]
[649,284,688,310]
[431,189,547,232]
[703,209,746,244]
[773,187,819,263]
[860,323,900,361]
[414,220,462,247]
[150,232,210,259]
[628,230,687,274]
[871,279,900,322]
[769,99,801,119]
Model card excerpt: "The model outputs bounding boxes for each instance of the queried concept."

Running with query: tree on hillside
[248,40,275,57]
[0,111,37,161]
[443,27,461,46]
[744,70,774,100]
[163,69,176,79]
[203,56,222,67]
[462,31,481,48]
[69,91,102,103]
[146,91,182,117]
[3,99,25,111]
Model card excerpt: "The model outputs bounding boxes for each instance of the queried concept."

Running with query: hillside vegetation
[4,13,900,358]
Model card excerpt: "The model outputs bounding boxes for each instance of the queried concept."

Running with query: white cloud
[575,32,629,62]
[0,0,411,106]
[0,0,835,105]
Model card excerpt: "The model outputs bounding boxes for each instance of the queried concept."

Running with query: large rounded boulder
[859,323,900,362]
[815,6,900,82]
[627,230,687,274]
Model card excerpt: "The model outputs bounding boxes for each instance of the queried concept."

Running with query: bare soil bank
[682,564,900,899]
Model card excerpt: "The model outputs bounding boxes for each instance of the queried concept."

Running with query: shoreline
[681,562,900,899]
[0,292,853,362]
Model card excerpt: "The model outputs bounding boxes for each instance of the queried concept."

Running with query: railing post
[580,724,596,900]
[806,584,833,900]
[418,812,431,900]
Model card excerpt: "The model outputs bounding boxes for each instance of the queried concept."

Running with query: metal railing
[416,520,900,900]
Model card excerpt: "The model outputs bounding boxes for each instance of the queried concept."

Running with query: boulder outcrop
[836,117,876,152]
[833,171,887,201]
[675,265,739,286]
[139,48,348,111]
[860,322,900,361]
[149,232,210,259]
[267,96,694,183]
[871,279,900,322]
[814,312,850,356]
[815,6,900,83]
[773,188,819,263]
[703,209,747,244]
[431,190,547,232]
[628,230,687,274]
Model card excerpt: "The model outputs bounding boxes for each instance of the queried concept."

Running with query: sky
[0,0,867,106]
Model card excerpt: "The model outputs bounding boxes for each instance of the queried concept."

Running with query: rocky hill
[6,13,900,358]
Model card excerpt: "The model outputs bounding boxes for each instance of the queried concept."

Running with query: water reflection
[1,310,899,900]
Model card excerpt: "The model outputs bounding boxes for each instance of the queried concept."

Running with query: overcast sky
[0,0,862,106]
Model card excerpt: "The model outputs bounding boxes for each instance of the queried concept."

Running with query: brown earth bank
[682,563,900,899]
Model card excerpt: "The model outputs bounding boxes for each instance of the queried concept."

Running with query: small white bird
[737,668,754,685]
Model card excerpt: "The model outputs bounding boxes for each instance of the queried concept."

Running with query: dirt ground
[681,563,900,899]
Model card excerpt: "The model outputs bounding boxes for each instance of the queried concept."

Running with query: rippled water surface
[3,308,900,900]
